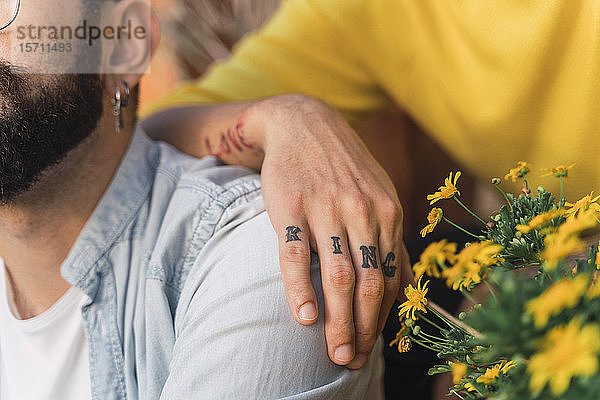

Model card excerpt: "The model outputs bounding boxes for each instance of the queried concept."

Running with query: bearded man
[0,1,387,398]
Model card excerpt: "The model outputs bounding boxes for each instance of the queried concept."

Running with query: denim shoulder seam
[177,177,262,290]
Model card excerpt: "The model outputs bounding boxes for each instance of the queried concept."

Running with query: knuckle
[284,193,305,216]
[384,274,403,294]
[326,265,356,291]
[348,194,373,219]
[380,197,403,223]
[315,193,337,215]
[358,275,384,301]
[281,243,309,265]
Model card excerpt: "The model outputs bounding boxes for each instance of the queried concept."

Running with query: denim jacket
[36,129,383,399]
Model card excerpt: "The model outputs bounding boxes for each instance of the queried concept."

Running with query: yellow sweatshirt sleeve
[142,0,390,124]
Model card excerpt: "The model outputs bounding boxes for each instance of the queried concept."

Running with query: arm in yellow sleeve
[141,0,390,124]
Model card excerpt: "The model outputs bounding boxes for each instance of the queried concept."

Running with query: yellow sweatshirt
[144,0,600,198]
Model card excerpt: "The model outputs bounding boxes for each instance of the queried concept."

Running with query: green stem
[443,217,485,240]
[414,333,448,349]
[454,197,488,227]
[494,184,513,211]
[420,314,447,332]
[418,329,450,343]
[524,177,531,193]
[411,337,443,352]
[427,304,457,330]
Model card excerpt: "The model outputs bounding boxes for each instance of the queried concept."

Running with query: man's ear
[101,0,160,89]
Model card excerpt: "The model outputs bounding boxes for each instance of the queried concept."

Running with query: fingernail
[298,302,317,321]
[334,344,354,363]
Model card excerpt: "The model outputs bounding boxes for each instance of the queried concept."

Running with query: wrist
[245,94,331,153]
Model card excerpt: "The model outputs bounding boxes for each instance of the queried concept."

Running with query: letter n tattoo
[285,226,302,242]
[360,246,378,269]
[382,252,397,278]
[331,236,343,254]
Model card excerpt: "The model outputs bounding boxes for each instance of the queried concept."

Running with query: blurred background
[140,1,499,398]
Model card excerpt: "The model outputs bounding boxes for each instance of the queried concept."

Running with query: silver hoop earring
[111,81,130,133]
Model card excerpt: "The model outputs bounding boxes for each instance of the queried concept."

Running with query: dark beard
[0,62,104,204]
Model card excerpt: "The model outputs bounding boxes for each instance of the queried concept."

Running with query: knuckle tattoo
[382,252,397,278]
[331,236,343,254]
[359,245,378,269]
[285,225,302,242]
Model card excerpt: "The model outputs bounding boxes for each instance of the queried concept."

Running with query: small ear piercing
[111,80,130,133]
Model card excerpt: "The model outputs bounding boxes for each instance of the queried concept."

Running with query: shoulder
[132,134,384,398]
[140,136,264,292]
[164,211,385,398]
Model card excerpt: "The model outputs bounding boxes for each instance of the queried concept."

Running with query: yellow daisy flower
[504,161,531,182]
[541,163,576,178]
[525,275,589,327]
[441,263,467,291]
[559,209,598,236]
[541,234,585,270]
[528,319,600,395]
[596,247,600,270]
[413,239,457,280]
[476,363,501,386]
[472,241,504,267]
[427,171,461,205]
[452,362,467,385]
[564,191,600,219]
[443,260,482,291]
[420,208,443,237]
[516,208,564,234]
[442,241,503,290]
[398,277,429,320]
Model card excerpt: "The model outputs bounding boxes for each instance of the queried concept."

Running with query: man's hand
[248,95,412,368]
[143,94,413,368]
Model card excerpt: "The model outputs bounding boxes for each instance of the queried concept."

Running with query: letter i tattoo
[331,236,343,254]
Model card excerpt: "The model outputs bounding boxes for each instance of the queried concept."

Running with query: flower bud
[399,336,412,353]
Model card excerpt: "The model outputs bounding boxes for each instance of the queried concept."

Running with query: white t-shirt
[0,259,92,399]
